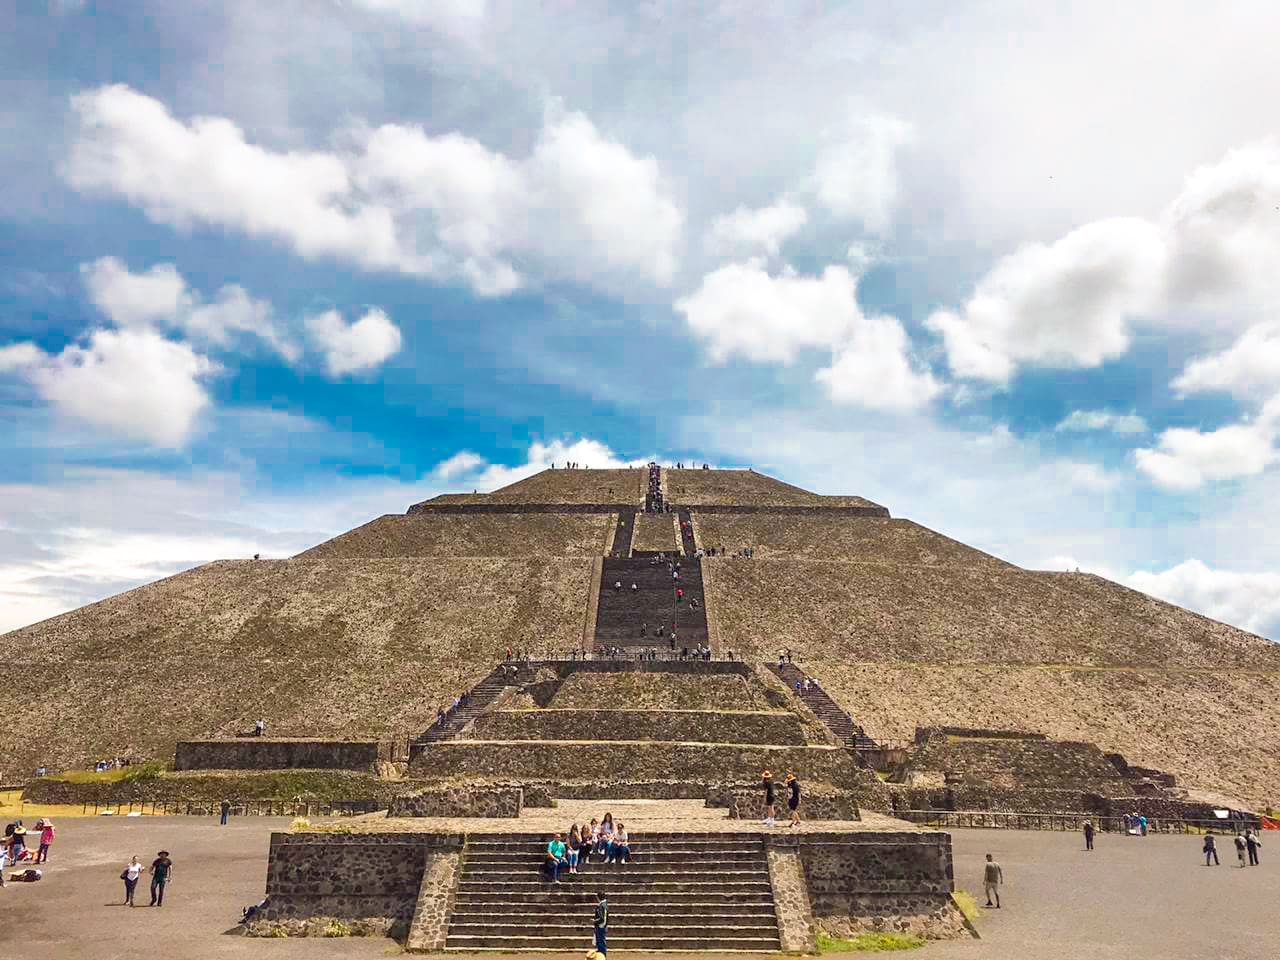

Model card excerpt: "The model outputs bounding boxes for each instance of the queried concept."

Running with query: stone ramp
[446,831,782,951]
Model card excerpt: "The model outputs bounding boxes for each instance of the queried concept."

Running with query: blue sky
[3,1,1280,637]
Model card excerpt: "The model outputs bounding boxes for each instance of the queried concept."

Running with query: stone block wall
[767,845,817,952]
[466,708,807,745]
[405,851,461,951]
[261,832,463,926]
[906,733,1129,792]
[388,786,523,818]
[408,740,863,787]
[712,784,861,821]
[783,831,966,940]
[174,739,390,772]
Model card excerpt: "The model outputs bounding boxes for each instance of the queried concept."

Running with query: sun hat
[762,770,772,778]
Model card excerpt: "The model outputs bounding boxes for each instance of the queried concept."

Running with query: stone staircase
[770,663,875,750]
[446,832,781,951]
[677,507,697,557]
[417,666,524,743]
[611,508,637,558]
[594,557,709,651]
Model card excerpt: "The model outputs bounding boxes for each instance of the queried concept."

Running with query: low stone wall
[259,832,463,929]
[23,769,400,805]
[466,708,807,745]
[388,786,523,818]
[783,831,965,940]
[409,740,863,788]
[174,739,391,772]
[887,784,1224,822]
[905,733,1130,794]
[711,785,861,821]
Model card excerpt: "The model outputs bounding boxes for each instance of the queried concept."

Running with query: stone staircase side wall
[602,515,618,557]
[582,557,604,648]
[767,843,818,953]
[406,849,462,952]
[698,552,724,652]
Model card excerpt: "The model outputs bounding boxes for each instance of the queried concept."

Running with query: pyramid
[3,465,1278,806]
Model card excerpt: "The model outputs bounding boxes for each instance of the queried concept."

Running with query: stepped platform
[464,708,808,745]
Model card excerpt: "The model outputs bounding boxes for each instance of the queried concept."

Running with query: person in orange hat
[761,771,776,826]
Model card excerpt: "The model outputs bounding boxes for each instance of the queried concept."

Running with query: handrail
[895,809,1260,834]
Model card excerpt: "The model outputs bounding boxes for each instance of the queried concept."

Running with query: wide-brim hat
[157,850,170,856]
[785,773,796,782]
[762,770,773,779]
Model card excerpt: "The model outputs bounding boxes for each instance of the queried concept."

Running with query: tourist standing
[1234,833,1248,867]
[122,855,143,906]
[761,770,776,826]
[36,819,54,862]
[786,773,802,828]
[593,891,610,957]
[149,850,173,906]
[983,854,1003,908]
[1082,819,1094,851]
[220,799,231,826]
[1203,833,1220,866]
[1245,829,1262,866]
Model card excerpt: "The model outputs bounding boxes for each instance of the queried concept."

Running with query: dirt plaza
[2,816,1274,960]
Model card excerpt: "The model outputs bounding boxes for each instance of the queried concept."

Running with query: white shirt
[125,862,143,880]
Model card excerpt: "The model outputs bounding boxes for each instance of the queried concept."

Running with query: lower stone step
[446,935,782,951]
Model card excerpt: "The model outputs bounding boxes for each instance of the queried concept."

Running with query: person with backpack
[1234,833,1248,867]
[121,855,143,906]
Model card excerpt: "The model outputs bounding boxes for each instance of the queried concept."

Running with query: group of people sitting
[545,814,632,882]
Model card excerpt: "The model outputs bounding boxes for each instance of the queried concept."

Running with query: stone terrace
[665,468,887,511]
[630,511,679,553]
[412,467,645,508]
[296,511,614,559]
[692,514,1014,569]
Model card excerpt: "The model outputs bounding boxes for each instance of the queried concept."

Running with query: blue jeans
[595,927,608,955]
[547,857,567,881]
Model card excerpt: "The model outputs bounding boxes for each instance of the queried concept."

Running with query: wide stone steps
[446,832,780,951]
[418,672,517,742]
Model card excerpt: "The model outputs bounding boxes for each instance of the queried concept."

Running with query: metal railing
[896,809,1259,834]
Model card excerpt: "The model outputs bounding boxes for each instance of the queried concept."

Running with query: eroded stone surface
[405,850,460,952]
[767,843,817,952]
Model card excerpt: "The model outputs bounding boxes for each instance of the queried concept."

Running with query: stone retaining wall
[174,739,391,772]
[711,785,862,821]
[408,740,863,787]
[388,786,523,818]
[466,709,807,745]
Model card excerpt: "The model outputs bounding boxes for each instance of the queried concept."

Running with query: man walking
[1245,829,1262,866]
[149,850,173,906]
[983,853,1003,908]
[1083,819,1095,851]
[593,891,609,957]
[220,799,231,826]
[1203,833,1220,866]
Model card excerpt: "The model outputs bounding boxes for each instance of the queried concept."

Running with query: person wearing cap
[785,773,802,828]
[761,771,776,826]
[149,850,174,906]
[36,819,54,863]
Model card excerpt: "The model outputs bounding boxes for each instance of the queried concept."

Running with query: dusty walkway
[2,818,1275,959]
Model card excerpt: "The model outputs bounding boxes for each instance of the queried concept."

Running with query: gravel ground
[3,818,1274,960]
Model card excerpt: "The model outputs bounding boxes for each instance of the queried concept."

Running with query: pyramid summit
[4,464,1279,810]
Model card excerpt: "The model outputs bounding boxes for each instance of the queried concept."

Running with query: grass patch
[49,759,168,784]
[816,930,926,953]
[952,889,982,923]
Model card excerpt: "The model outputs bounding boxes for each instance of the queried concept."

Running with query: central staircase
[446,832,781,951]
[594,557,709,651]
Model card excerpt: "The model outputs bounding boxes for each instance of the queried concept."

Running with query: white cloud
[705,200,807,258]
[1128,559,1280,638]
[68,85,683,297]
[82,257,189,328]
[815,313,942,412]
[810,115,911,233]
[1056,410,1149,435]
[929,141,1280,383]
[432,451,486,481]
[305,307,402,377]
[676,260,940,411]
[926,217,1166,382]
[0,343,44,372]
[1174,322,1280,399]
[24,329,217,447]
[1134,412,1280,491]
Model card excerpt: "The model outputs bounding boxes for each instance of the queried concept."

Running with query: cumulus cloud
[427,437,647,493]
[675,261,940,412]
[928,142,1280,383]
[1055,410,1149,435]
[83,257,296,360]
[810,115,911,233]
[67,85,682,296]
[1134,399,1280,490]
[704,200,808,258]
[20,329,218,447]
[1128,559,1280,638]
[0,343,44,372]
[305,307,402,377]
[1174,322,1280,399]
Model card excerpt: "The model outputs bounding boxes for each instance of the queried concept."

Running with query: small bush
[952,890,982,923]
[121,760,168,782]
[816,931,925,953]
[290,817,311,832]
[323,920,352,938]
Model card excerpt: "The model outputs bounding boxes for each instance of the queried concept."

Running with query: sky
[2,1,1280,639]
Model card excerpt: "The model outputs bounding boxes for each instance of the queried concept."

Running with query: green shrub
[322,920,352,938]
[952,890,982,923]
[816,930,926,953]
[290,817,311,832]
